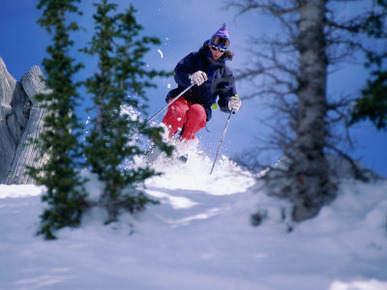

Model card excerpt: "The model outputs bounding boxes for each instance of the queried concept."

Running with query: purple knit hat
[212,23,230,41]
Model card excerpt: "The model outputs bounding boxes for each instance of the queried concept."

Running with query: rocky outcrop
[0,56,48,184]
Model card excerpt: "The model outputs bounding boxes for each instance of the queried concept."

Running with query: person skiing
[161,23,242,144]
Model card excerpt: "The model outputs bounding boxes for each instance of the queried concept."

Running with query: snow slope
[0,151,387,290]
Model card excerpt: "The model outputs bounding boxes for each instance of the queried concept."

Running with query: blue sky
[1,0,386,177]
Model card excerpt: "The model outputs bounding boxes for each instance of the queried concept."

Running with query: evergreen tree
[31,0,87,239]
[350,0,387,130]
[83,0,171,224]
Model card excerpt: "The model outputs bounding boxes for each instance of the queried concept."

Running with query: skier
[161,23,242,145]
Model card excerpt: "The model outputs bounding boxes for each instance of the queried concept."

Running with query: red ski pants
[162,97,207,140]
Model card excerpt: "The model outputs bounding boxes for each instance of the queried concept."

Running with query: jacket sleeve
[173,52,197,87]
[217,66,237,113]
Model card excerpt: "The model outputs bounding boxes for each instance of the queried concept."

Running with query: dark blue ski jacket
[166,42,237,121]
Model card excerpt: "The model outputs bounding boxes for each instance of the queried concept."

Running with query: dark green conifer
[83,0,171,224]
[31,0,87,239]
[350,0,387,130]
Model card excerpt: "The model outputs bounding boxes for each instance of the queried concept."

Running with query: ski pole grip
[231,94,239,114]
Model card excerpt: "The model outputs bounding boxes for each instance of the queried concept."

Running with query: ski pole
[210,109,235,175]
[147,83,195,123]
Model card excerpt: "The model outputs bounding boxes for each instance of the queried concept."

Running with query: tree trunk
[0,57,48,184]
[287,0,336,221]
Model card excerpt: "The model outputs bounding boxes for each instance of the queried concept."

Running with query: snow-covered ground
[1,151,386,290]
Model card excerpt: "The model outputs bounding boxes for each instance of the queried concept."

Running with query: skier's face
[210,45,225,60]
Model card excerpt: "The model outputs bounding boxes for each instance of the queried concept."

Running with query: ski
[145,144,188,165]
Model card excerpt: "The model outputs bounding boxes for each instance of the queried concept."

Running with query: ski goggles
[211,44,227,53]
[210,36,229,52]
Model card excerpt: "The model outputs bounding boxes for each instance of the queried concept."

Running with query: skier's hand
[189,71,208,86]
[228,96,242,112]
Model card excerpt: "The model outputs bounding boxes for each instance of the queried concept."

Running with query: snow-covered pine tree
[83,0,171,224]
[31,0,87,239]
